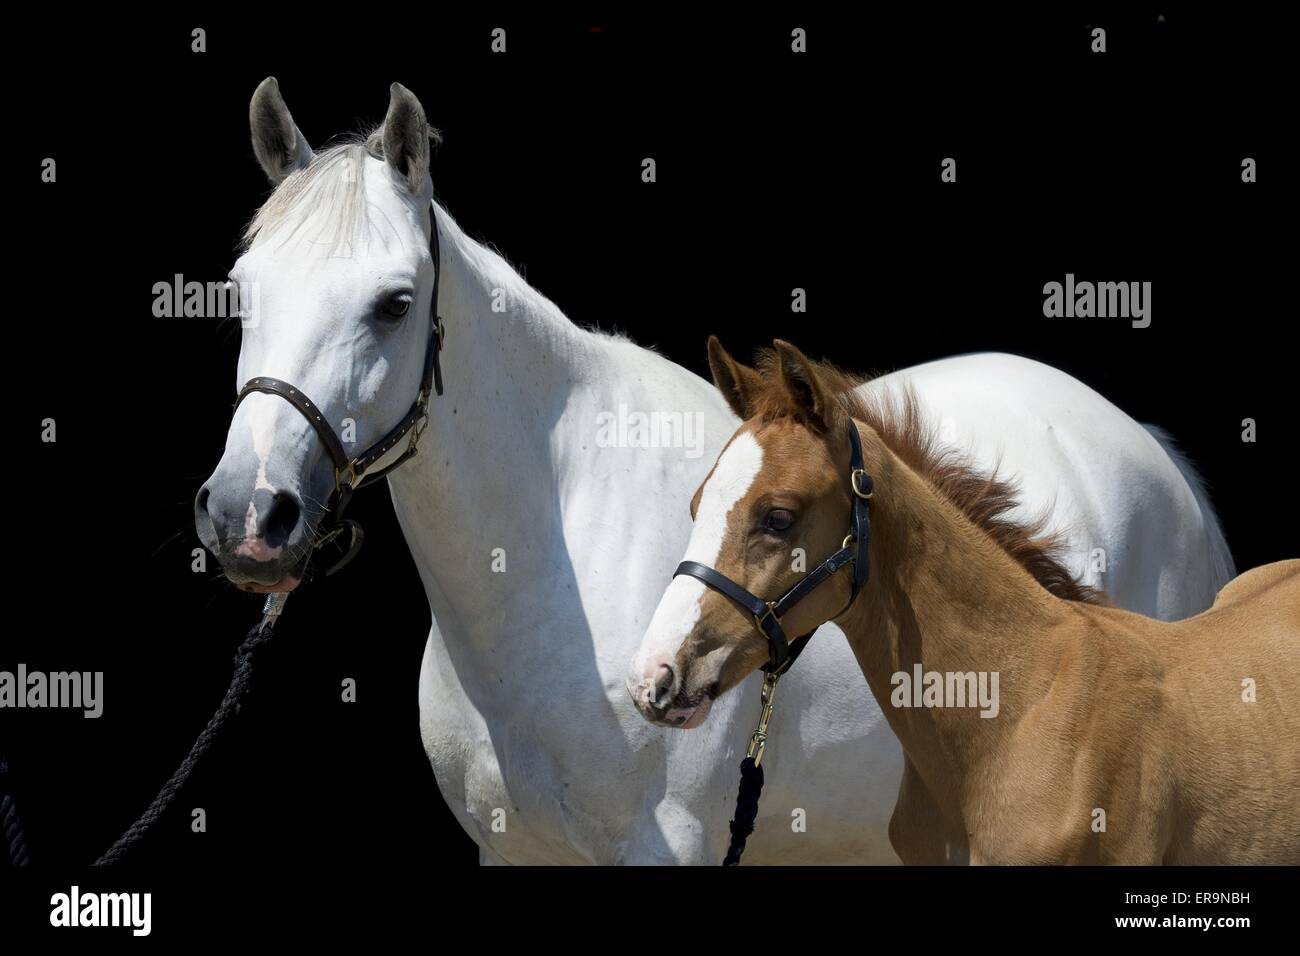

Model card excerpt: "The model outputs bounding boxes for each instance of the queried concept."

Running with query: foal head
[195,78,441,592]
[628,338,871,727]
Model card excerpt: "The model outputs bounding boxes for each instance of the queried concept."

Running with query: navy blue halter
[674,421,874,675]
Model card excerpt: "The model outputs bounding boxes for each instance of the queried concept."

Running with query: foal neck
[838,431,1066,806]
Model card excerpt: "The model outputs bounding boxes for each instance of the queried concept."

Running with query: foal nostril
[263,491,301,548]
[652,663,674,706]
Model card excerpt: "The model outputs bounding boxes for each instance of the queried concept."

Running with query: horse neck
[388,204,603,629]
[839,434,1065,805]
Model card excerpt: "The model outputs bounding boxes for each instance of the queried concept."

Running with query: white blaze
[632,431,764,677]
[250,402,278,494]
[231,394,285,558]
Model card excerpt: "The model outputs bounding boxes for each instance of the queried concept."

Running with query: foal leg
[889,756,967,864]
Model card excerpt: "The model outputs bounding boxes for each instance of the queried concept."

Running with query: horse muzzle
[195,479,313,591]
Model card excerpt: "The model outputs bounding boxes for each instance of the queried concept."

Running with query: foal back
[1160,559,1300,863]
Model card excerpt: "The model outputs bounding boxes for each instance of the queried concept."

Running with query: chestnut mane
[748,350,1103,605]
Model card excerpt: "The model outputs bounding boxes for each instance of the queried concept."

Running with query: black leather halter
[231,206,446,576]
[674,421,874,675]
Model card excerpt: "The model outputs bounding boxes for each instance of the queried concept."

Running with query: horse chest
[417,635,631,864]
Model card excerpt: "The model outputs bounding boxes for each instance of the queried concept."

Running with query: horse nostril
[194,485,218,546]
[263,491,301,548]
[652,663,674,706]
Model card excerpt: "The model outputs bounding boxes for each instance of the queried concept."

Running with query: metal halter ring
[851,468,874,499]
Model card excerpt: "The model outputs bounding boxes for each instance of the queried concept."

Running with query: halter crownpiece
[674,420,874,675]
[232,204,446,576]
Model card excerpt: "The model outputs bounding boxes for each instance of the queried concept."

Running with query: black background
[3,6,1294,939]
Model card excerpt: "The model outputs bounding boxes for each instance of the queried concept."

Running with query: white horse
[196,80,1234,864]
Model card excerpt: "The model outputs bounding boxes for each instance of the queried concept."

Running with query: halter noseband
[231,205,446,576]
[673,421,874,676]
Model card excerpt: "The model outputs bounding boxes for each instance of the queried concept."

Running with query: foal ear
[773,340,834,427]
[382,82,441,194]
[249,77,314,185]
[707,336,762,419]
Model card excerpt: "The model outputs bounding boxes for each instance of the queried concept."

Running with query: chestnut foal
[653,340,1300,864]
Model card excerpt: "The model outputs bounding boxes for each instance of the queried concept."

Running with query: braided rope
[93,622,276,866]
[721,756,765,866]
[1,760,31,866]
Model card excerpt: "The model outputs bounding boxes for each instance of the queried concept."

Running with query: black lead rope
[675,422,875,866]
[92,596,287,865]
[1,758,31,866]
[722,757,764,867]
[0,608,285,868]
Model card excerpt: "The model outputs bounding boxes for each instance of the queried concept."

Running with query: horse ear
[773,340,833,427]
[249,77,314,185]
[382,82,441,194]
[707,336,762,419]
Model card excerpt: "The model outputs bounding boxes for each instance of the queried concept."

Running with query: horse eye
[381,293,413,318]
[765,509,795,533]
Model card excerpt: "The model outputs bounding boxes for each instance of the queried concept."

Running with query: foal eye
[380,293,413,318]
[764,509,795,533]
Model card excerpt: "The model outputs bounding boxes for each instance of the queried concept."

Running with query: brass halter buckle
[335,459,361,494]
[745,672,780,767]
[851,468,874,499]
